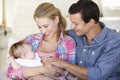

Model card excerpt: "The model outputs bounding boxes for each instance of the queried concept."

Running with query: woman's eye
[37,26,41,29]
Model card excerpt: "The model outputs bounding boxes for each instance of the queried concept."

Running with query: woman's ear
[54,16,59,24]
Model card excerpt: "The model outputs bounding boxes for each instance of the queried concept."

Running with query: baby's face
[15,44,34,59]
[22,44,35,59]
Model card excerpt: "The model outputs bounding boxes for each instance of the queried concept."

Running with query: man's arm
[42,57,88,80]
[63,61,88,79]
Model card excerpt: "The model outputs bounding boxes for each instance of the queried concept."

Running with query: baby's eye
[43,25,48,28]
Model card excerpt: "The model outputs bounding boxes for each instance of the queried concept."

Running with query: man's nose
[71,24,76,29]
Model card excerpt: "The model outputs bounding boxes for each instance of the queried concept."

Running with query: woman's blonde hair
[34,2,66,37]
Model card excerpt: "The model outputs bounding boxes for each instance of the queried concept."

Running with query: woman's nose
[41,29,46,34]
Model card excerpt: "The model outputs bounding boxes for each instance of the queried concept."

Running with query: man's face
[70,13,91,36]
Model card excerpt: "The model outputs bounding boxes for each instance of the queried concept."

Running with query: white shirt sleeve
[15,53,43,67]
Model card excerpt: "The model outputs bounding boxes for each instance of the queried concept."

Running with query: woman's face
[35,17,59,40]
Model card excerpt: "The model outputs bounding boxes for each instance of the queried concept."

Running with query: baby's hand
[8,56,15,63]
[8,56,14,59]
[8,56,22,70]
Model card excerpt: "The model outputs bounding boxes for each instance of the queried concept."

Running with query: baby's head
[9,41,34,59]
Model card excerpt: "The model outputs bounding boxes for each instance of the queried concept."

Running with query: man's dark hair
[69,0,100,23]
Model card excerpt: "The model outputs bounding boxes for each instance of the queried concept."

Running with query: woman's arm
[27,75,56,80]
[6,65,26,79]
[7,56,25,79]
[23,65,63,78]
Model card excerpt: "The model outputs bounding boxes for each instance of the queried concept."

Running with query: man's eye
[74,23,78,26]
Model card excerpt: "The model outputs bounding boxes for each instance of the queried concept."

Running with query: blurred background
[0,0,120,79]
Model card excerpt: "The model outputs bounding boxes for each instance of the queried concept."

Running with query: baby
[8,41,64,80]
[8,41,43,79]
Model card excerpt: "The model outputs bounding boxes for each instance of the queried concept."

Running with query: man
[43,0,120,80]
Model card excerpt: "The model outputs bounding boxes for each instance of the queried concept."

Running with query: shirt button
[83,37,86,40]
[83,49,86,52]
[92,52,95,55]
[80,61,83,64]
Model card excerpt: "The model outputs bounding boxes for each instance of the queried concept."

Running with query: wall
[0,27,11,49]
[0,0,76,39]
[0,0,120,39]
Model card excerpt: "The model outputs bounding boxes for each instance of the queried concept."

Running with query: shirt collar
[93,22,108,45]
[38,32,65,44]
[58,32,65,44]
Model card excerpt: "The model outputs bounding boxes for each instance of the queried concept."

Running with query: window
[101,0,120,17]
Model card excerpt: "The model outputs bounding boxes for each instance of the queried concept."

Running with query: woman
[7,2,76,80]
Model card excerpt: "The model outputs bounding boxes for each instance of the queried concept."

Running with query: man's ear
[88,19,96,26]
[88,19,96,25]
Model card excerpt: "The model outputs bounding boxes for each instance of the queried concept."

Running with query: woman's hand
[42,57,66,69]
[27,75,55,80]
[23,64,63,79]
